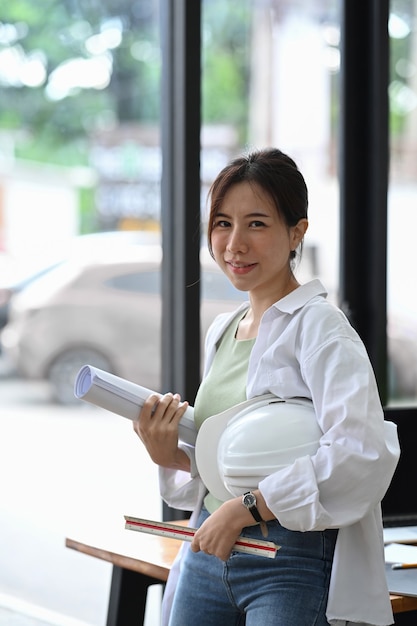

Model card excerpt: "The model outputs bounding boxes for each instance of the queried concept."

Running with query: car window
[105,271,160,294]
[201,271,243,302]
[104,268,242,302]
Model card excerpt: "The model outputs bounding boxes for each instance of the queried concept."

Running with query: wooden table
[66,520,417,625]
[66,519,186,626]
[391,593,417,614]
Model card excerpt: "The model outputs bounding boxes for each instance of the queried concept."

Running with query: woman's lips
[227,261,256,275]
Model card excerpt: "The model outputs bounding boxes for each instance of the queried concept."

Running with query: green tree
[0,1,253,165]
[0,0,160,163]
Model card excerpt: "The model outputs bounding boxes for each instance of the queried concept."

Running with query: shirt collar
[271,279,328,314]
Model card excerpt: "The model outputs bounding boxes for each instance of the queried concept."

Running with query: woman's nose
[226,228,248,253]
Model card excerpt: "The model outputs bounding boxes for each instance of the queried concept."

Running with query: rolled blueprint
[74,364,197,446]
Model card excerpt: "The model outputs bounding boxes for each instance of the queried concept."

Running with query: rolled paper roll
[74,364,197,445]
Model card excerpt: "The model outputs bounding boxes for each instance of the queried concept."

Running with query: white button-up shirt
[159,279,400,626]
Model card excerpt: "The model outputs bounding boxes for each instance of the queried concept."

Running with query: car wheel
[48,347,113,405]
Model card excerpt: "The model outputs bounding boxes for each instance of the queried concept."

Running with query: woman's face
[210,181,307,302]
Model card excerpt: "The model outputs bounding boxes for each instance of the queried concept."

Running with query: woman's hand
[191,491,274,561]
[191,499,248,561]
[133,392,190,471]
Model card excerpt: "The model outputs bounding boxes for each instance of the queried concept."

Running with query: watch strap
[247,501,263,524]
[242,491,269,537]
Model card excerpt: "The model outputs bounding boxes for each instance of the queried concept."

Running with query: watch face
[243,492,256,508]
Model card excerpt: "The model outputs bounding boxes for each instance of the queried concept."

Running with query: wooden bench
[65,519,417,625]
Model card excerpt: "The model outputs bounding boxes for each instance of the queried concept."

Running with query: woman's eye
[250,220,266,228]
[215,220,231,228]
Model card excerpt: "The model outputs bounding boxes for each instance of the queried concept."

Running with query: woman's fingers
[132,391,189,468]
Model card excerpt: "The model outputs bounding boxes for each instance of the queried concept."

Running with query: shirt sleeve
[158,443,207,511]
[259,318,400,532]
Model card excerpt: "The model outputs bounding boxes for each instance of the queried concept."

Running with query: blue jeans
[169,507,337,626]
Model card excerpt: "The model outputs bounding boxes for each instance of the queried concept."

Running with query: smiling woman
[208,150,309,324]
[0,2,416,625]
[132,146,400,626]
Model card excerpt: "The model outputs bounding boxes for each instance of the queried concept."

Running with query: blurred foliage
[2,0,414,165]
[202,2,250,140]
[0,0,251,165]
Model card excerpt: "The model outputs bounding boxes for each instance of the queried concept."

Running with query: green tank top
[194,310,255,512]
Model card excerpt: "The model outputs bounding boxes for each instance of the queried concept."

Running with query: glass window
[107,270,160,294]
[387,0,417,404]
[201,0,341,302]
[202,270,242,302]
[1,0,342,401]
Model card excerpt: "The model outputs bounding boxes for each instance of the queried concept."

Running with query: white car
[1,240,241,404]
[5,231,411,404]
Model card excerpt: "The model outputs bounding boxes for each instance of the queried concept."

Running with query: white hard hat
[195,395,322,501]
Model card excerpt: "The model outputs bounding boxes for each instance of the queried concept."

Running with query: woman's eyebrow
[216,210,272,218]
[246,211,273,218]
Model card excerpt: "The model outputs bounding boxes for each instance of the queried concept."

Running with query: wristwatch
[242,491,268,537]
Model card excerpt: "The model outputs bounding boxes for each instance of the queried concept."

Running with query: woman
[134,148,400,626]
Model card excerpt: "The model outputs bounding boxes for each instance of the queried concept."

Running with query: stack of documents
[384,526,417,546]
[385,542,417,569]
[384,526,417,571]
[384,526,417,597]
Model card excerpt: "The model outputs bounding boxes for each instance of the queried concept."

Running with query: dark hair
[207,148,308,260]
